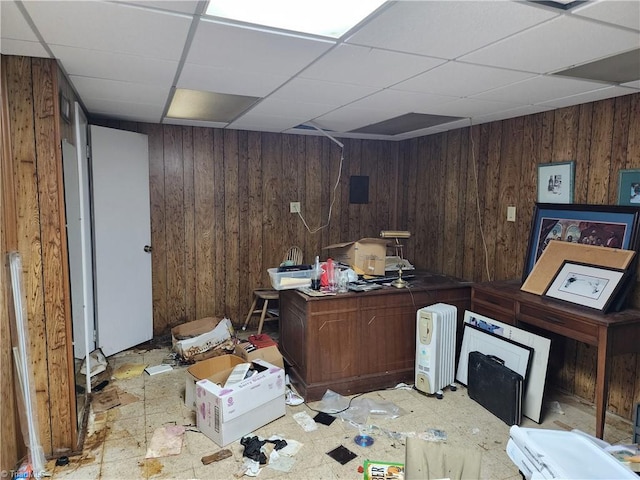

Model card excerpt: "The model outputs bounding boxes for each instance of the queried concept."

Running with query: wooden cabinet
[279,273,472,401]
[472,280,640,439]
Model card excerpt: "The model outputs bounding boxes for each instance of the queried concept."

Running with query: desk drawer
[517,303,598,345]
[472,288,516,324]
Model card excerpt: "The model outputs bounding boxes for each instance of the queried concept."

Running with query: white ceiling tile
[573,0,640,32]
[229,113,304,132]
[247,98,335,120]
[186,19,334,76]
[0,39,50,57]
[536,85,639,108]
[393,61,537,97]
[121,1,201,15]
[472,104,554,125]
[427,97,523,118]
[461,15,640,74]
[178,62,289,97]
[272,78,378,105]
[1,0,40,42]
[52,45,178,85]
[299,44,446,87]
[346,1,557,59]
[86,98,164,122]
[23,1,192,60]
[471,75,610,105]
[623,79,640,89]
[69,75,170,105]
[163,118,229,128]
[348,89,457,114]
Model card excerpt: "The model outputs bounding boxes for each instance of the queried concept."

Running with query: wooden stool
[242,289,279,334]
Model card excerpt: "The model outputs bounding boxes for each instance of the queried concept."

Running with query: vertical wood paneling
[3,55,76,458]
[193,128,215,318]
[32,57,75,452]
[164,126,186,329]
[261,133,281,283]
[245,131,263,321]
[182,128,196,322]
[483,122,503,280]
[494,117,523,280]
[223,130,240,322]
[140,123,167,335]
[212,129,226,314]
[8,56,52,454]
[1,54,23,473]
[237,131,251,319]
[587,101,615,204]
[442,130,461,276]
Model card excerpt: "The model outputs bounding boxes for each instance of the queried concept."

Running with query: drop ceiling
[1,0,639,141]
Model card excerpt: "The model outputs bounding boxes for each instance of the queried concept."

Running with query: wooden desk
[471,280,640,439]
[278,273,472,402]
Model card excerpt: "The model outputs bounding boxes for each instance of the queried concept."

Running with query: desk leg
[595,326,611,439]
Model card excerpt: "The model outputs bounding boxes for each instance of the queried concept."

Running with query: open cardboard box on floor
[195,358,285,447]
[184,344,284,409]
[171,317,234,362]
[323,238,388,276]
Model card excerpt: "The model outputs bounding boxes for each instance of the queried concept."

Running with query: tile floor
[47,331,635,480]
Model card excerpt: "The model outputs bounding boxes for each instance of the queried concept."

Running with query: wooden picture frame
[523,203,640,282]
[543,261,628,313]
[537,161,575,204]
[617,169,640,206]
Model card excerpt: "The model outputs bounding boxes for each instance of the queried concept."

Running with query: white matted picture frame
[543,261,627,312]
[537,161,575,204]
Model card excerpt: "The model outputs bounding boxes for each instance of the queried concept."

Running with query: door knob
[144,245,152,253]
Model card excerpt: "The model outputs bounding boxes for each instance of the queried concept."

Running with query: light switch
[507,206,516,222]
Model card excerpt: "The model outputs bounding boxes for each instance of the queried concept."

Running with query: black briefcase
[467,351,523,426]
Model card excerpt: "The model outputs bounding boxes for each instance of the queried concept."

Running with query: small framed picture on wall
[617,169,640,206]
[537,161,575,204]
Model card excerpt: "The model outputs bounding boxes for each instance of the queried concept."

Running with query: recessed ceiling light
[350,113,465,136]
[205,0,386,38]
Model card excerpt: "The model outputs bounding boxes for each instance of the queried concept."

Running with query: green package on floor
[363,460,404,479]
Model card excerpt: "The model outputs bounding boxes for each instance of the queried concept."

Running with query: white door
[90,125,152,357]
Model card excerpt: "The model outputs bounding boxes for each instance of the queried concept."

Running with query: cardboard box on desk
[172,317,234,362]
[323,238,388,276]
[195,359,286,447]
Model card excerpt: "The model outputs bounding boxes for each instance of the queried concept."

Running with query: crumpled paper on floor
[145,425,185,458]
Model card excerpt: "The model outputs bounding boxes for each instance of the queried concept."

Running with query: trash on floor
[326,445,357,465]
[145,364,173,375]
[171,316,235,363]
[201,448,233,465]
[292,411,317,432]
[145,425,185,459]
[113,363,147,380]
[363,459,404,479]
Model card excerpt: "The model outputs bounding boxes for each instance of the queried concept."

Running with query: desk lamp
[380,230,411,288]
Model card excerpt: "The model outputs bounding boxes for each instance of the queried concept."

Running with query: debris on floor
[145,425,185,459]
[112,362,147,379]
[201,448,233,465]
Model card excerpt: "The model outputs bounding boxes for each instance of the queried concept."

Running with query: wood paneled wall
[399,94,640,421]
[1,55,76,464]
[98,93,640,422]
[91,121,402,333]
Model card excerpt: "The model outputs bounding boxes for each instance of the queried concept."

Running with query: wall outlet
[507,206,516,222]
[290,202,301,213]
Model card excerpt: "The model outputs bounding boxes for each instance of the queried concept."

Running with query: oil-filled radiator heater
[415,303,457,398]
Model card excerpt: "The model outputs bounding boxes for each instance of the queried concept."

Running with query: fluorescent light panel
[205,0,386,38]
[167,89,260,122]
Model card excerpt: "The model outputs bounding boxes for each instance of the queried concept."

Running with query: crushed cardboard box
[323,238,389,276]
[171,317,234,362]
